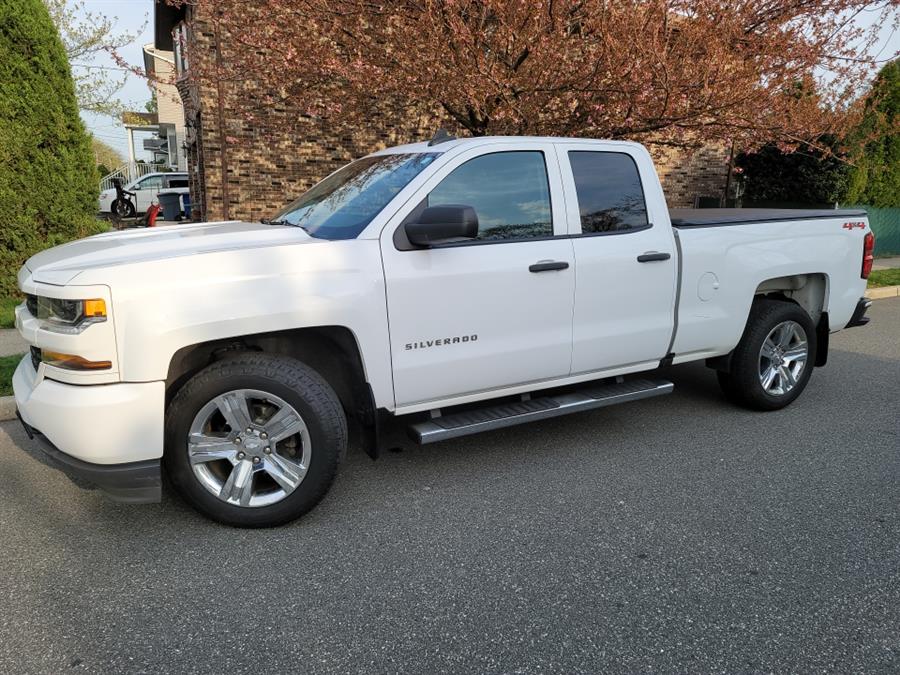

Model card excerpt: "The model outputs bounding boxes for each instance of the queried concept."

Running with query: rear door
[381,142,576,408]
[556,143,678,374]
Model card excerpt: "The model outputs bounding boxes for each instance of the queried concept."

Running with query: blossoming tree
[175,0,898,149]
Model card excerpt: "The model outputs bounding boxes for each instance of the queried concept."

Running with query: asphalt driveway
[1,299,898,674]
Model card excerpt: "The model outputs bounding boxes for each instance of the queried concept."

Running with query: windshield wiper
[261,218,308,231]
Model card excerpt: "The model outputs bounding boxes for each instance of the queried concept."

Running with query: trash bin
[181,193,192,219]
[157,190,183,221]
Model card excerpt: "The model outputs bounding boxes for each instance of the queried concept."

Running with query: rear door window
[568,152,649,233]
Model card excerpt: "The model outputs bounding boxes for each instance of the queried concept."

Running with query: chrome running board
[408,378,674,445]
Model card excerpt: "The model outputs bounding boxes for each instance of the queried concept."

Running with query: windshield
[270,153,439,240]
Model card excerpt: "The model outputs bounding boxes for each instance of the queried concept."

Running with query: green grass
[0,354,23,397]
[868,268,900,288]
[0,297,20,329]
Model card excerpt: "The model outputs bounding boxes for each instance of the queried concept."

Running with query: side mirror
[404,205,478,247]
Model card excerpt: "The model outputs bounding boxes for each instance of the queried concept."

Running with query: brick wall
[651,143,731,207]
[177,8,729,220]
[200,109,433,223]
[177,6,434,222]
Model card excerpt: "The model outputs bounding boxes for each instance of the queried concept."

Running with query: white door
[381,143,576,408]
[132,174,164,211]
[556,144,678,374]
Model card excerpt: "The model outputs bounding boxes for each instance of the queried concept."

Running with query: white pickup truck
[13,135,875,527]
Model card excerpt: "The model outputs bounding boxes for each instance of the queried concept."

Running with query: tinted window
[428,151,552,240]
[568,152,649,233]
[271,153,438,240]
[167,177,189,188]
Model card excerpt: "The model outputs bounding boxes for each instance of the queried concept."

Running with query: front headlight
[35,296,107,334]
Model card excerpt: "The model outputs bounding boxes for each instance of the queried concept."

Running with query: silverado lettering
[405,335,478,350]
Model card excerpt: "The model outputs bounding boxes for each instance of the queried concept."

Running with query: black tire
[165,353,347,527]
[110,198,135,218]
[717,298,817,411]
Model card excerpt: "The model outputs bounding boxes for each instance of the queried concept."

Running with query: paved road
[1,299,898,674]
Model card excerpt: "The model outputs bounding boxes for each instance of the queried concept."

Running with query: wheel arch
[753,272,829,323]
[753,273,829,367]
[165,326,371,418]
[708,275,830,373]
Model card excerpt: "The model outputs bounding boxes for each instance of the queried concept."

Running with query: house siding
[152,57,184,135]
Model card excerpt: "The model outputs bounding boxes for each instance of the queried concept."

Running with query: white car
[97,172,189,217]
[15,135,874,526]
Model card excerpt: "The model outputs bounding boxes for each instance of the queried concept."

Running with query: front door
[381,143,576,408]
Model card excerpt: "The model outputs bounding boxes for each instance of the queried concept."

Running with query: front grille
[25,294,37,317]
[30,346,41,371]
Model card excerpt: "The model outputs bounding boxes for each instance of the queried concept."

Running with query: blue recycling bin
[182,193,192,219]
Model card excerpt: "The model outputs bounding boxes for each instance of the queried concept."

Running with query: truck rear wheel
[164,354,346,527]
[717,298,817,411]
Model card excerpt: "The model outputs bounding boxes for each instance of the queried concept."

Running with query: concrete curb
[0,395,15,423]
[866,285,900,300]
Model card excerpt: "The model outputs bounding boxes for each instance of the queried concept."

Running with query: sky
[77,0,156,162]
[77,1,900,167]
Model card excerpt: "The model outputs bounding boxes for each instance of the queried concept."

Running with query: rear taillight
[862,231,875,279]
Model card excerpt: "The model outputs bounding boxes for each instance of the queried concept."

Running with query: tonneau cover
[669,208,868,228]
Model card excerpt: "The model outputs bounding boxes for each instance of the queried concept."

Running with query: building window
[173,22,189,78]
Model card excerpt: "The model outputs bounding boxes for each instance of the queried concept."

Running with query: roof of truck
[371,136,643,155]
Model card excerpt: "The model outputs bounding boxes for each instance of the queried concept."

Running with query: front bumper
[845,297,872,329]
[16,411,161,503]
[12,356,165,503]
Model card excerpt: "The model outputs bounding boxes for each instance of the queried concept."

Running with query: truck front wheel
[717,298,817,411]
[164,354,347,527]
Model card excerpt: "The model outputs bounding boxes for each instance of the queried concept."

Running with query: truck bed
[669,208,868,228]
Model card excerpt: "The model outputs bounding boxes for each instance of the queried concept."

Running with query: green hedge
[0,0,104,298]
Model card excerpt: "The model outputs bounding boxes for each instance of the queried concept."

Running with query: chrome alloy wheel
[758,320,809,396]
[188,389,311,508]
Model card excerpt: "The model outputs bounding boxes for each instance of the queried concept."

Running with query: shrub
[735,136,850,206]
[846,60,900,208]
[0,0,104,298]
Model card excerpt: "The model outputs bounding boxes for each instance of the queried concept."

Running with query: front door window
[427,151,553,241]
